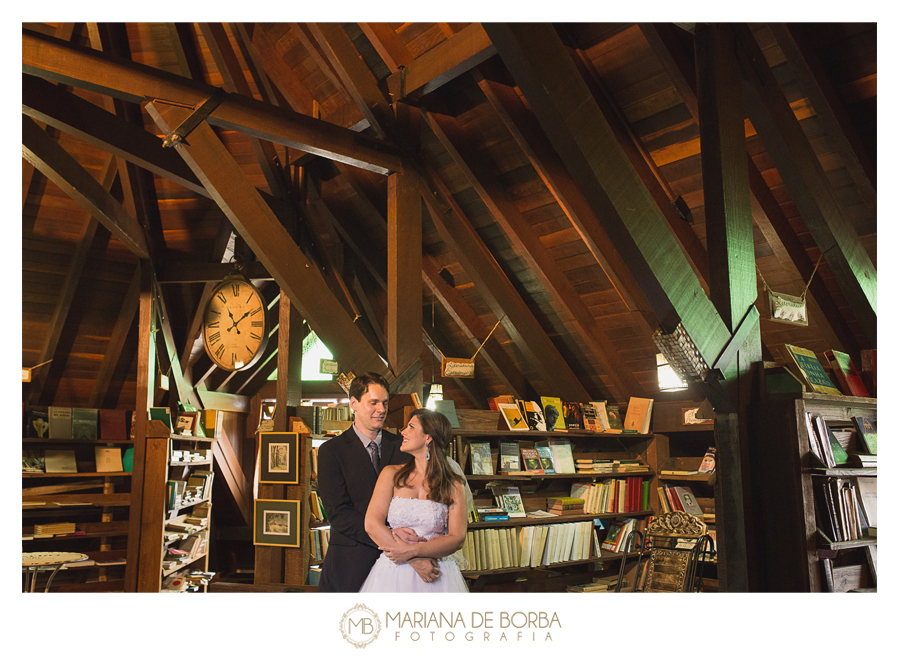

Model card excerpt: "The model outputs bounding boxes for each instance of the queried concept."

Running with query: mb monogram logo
[340,604,381,648]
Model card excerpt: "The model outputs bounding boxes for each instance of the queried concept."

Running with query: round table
[22,552,88,592]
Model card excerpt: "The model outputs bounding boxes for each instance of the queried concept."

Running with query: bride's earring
[425,442,431,461]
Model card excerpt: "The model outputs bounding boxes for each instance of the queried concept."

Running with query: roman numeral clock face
[202,278,268,371]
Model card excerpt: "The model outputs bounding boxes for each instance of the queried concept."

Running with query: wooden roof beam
[423,108,644,401]
[23,75,208,197]
[23,29,401,175]
[89,266,141,408]
[146,101,391,378]
[22,115,151,259]
[386,23,496,102]
[735,25,877,346]
[419,162,591,402]
[639,22,861,359]
[359,23,413,73]
[484,23,732,367]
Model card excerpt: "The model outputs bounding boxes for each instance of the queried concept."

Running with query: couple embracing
[317,372,469,593]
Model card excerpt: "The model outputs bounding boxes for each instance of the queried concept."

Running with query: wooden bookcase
[750,391,877,592]
[452,426,657,592]
[22,435,133,592]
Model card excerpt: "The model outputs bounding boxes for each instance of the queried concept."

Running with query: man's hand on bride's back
[392,527,427,544]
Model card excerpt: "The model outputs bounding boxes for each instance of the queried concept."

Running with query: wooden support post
[696,23,761,592]
[387,170,422,383]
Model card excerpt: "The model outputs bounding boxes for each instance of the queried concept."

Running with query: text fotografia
[386,611,560,642]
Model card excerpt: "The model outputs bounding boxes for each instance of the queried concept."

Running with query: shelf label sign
[320,359,339,375]
[441,357,475,378]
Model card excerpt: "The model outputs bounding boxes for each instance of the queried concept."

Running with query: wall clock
[202,274,268,371]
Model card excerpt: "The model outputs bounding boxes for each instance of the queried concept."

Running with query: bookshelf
[22,431,133,592]
[451,423,657,592]
[750,390,877,592]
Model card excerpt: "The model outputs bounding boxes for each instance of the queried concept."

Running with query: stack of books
[476,507,509,522]
[34,522,77,536]
[547,497,585,516]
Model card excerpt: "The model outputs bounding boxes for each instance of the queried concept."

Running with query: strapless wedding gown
[359,497,468,593]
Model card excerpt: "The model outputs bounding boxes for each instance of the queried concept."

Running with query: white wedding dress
[359,497,469,593]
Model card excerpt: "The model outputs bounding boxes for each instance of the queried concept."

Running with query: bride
[359,408,469,593]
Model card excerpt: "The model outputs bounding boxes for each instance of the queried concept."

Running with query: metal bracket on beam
[160,89,227,148]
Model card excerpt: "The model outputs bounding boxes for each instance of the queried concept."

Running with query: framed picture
[175,412,197,435]
[253,499,301,547]
[258,432,299,484]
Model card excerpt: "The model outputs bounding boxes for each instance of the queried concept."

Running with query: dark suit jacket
[316,426,410,592]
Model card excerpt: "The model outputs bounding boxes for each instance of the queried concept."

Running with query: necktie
[367,440,380,473]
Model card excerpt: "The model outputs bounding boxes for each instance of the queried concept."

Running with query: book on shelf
[525,510,556,518]
[432,399,460,429]
[540,396,566,432]
[563,402,583,430]
[605,403,624,431]
[520,447,544,474]
[72,408,98,440]
[778,344,842,395]
[48,406,73,439]
[34,522,77,536]
[824,349,869,397]
[674,486,704,516]
[580,403,602,432]
[518,400,546,431]
[498,441,522,472]
[852,416,877,455]
[591,401,611,431]
[469,441,494,475]
[623,397,654,434]
[698,447,717,474]
[94,447,123,472]
[488,395,516,411]
[22,449,45,473]
[44,449,77,473]
[25,407,50,438]
[537,439,575,473]
[854,477,876,536]
[99,409,128,441]
[535,445,555,473]
[849,453,877,468]
[661,469,698,476]
[492,485,527,518]
[149,407,173,431]
[497,403,528,431]
[859,348,876,397]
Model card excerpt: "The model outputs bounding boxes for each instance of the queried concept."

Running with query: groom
[317,372,440,592]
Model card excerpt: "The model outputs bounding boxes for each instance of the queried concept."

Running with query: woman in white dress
[359,409,469,593]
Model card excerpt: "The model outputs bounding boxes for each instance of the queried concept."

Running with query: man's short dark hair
[348,372,390,402]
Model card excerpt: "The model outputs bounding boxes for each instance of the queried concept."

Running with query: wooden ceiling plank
[387,22,496,102]
[423,255,533,400]
[89,266,141,408]
[22,75,209,197]
[418,162,590,402]
[23,29,402,175]
[735,24,877,346]
[248,24,316,115]
[145,102,391,378]
[230,23,280,106]
[158,261,273,283]
[640,22,861,357]
[484,23,732,367]
[22,115,151,259]
[289,23,353,103]
[358,23,413,72]
[769,24,876,205]
[308,22,393,140]
[424,109,643,401]
[475,70,653,321]
[164,23,205,80]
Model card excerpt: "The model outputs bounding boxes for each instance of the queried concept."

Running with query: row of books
[171,448,212,463]
[780,344,876,398]
[656,484,707,518]
[22,446,133,473]
[575,458,648,474]
[566,574,623,593]
[460,521,599,571]
[489,395,654,434]
[162,530,208,572]
[804,413,876,468]
[164,503,211,543]
[309,491,327,522]
[310,526,331,561]
[814,476,876,543]
[161,569,214,592]
[167,470,214,510]
[471,439,575,475]
[570,477,650,515]
[599,518,639,553]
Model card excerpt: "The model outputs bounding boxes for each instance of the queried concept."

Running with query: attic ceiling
[21,22,877,411]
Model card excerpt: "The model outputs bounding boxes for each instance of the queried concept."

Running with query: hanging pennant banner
[441,357,475,378]
[766,290,808,326]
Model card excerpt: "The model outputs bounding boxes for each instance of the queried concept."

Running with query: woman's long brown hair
[393,409,464,506]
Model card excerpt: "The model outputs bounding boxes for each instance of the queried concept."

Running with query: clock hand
[226,309,241,334]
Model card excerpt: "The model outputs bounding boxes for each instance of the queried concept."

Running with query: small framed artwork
[258,432,299,484]
[681,407,715,428]
[254,499,301,547]
[175,413,196,435]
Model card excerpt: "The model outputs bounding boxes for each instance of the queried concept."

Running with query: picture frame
[175,412,197,435]
[258,432,299,484]
[253,499,301,547]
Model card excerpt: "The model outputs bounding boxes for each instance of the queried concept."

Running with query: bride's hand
[392,527,426,544]
[378,542,422,564]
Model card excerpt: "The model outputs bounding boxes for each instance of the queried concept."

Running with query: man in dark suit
[316,372,440,592]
